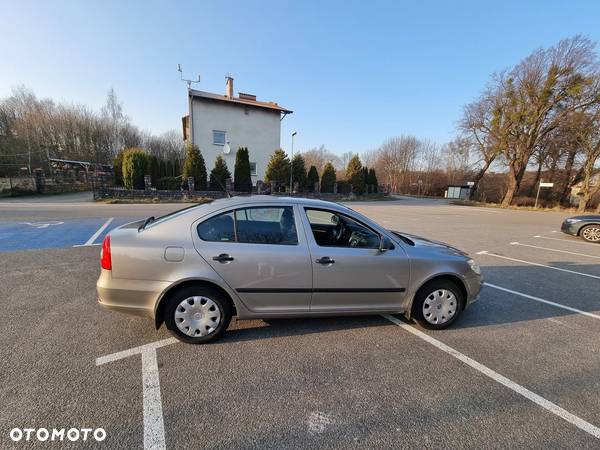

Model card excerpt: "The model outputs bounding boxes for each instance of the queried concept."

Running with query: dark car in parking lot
[561,215,600,243]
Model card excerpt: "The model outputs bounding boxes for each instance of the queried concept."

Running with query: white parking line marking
[476,251,600,280]
[97,338,178,450]
[509,242,600,260]
[141,349,167,450]
[382,314,600,439]
[80,217,114,247]
[534,235,600,248]
[483,283,600,320]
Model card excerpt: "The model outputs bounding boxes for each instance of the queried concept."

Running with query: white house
[182,77,292,185]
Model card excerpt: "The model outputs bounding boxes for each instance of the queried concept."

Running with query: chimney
[225,76,234,98]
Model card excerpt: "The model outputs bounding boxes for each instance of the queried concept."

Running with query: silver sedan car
[97,196,482,344]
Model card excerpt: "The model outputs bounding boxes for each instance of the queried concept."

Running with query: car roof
[203,195,348,210]
[175,195,351,219]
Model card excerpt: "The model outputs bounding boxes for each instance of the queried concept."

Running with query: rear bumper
[96,269,169,319]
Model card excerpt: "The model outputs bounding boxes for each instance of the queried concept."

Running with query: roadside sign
[535,181,555,208]
[467,181,475,186]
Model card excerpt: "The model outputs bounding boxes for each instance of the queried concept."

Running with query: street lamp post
[289,131,297,193]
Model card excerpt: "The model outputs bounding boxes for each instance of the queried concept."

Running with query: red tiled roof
[189,89,292,114]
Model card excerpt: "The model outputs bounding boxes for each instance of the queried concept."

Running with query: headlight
[566,218,582,223]
[468,259,481,275]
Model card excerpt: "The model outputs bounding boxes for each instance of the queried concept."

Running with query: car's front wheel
[164,286,232,344]
[580,224,600,243]
[412,279,463,329]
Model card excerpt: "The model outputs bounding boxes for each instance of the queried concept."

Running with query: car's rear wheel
[412,279,463,330]
[580,224,600,243]
[164,286,232,344]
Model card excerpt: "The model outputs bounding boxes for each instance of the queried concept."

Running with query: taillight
[101,235,112,270]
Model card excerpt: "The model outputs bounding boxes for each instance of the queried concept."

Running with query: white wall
[191,99,282,184]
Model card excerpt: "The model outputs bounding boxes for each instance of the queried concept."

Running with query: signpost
[535,181,554,208]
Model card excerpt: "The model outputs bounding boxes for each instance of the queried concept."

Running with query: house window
[249,162,257,176]
[213,130,226,146]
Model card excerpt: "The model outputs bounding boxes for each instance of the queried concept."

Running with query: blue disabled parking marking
[0,217,141,251]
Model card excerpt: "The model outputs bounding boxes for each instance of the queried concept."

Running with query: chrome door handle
[213,253,234,262]
[315,257,335,265]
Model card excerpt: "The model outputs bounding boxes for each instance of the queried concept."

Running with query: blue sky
[2,0,600,155]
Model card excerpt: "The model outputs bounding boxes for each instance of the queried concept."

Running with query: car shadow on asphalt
[221,315,391,343]
[451,262,600,330]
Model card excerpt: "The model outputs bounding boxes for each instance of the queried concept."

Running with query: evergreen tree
[265,148,290,190]
[210,155,232,191]
[368,168,379,193]
[113,149,126,186]
[122,148,149,190]
[362,166,369,192]
[234,147,252,192]
[182,142,207,190]
[306,165,319,192]
[291,153,307,191]
[320,161,337,193]
[346,154,365,194]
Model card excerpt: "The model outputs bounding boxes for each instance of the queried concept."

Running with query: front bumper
[464,273,483,308]
[96,269,169,319]
[561,221,579,236]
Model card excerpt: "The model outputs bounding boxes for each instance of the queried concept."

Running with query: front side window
[197,211,235,242]
[235,207,297,245]
[213,130,226,145]
[197,207,297,245]
[305,208,380,248]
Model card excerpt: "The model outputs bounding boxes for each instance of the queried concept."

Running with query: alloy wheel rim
[422,289,457,325]
[174,296,221,337]
[582,227,600,242]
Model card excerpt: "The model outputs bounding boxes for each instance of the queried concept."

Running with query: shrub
[320,161,337,193]
[336,180,352,195]
[156,176,180,190]
[234,147,252,192]
[210,155,232,191]
[182,143,207,190]
[122,148,149,189]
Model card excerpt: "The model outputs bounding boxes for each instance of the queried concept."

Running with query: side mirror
[378,234,393,252]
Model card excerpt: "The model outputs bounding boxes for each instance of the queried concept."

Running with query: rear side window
[235,207,297,245]
[197,207,297,245]
[197,211,235,242]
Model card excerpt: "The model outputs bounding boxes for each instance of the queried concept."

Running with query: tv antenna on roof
[177,64,201,88]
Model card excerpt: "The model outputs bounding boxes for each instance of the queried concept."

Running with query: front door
[301,207,409,312]
[193,205,312,313]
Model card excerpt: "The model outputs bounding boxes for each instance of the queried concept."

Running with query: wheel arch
[577,222,600,236]
[406,273,468,319]
[154,278,238,329]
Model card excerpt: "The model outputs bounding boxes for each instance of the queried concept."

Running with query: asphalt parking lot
[1,194,600,449]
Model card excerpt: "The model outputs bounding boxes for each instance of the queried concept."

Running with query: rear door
[300,207,409,312]
[192,204,312,313]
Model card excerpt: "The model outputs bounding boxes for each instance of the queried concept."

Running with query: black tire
[580,224,600,244]
[164,285,232,344]
[412,279,464,330]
